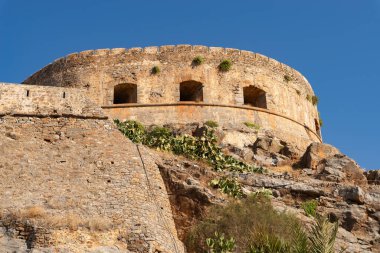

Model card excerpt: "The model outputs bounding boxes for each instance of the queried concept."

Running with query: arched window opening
[243,86,267,109]
[113,83,137,104]
[180,81,203,102]
[315,119,321,136]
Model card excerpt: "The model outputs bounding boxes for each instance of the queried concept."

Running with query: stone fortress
[23,44,321,150]
[0,45,324,252]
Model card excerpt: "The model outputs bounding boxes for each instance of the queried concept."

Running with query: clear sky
[0,0,379,169]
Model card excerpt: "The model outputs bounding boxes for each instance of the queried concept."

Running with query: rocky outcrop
[301,142,341,169]
[366,170,380,185]
[145,128,379,252]
[316,154,368,185]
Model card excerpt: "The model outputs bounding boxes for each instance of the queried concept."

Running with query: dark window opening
[315,119,320,136]
[113,83,137,104]
[63,92,66,98]
[26,90,30,97]
[180,81,203,102]
[243,86,267,109]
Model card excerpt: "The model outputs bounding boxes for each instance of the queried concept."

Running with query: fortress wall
[0,115,184,252]
[23,45,320,133]
[103,103,321,151]
[0,83,105,119]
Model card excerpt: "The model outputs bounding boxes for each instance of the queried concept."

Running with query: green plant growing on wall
[151,66,160,74]
[206,232,236,253]
[244,122,260,130]
[205,120,219,128]
[319,117,323,128]
[318,111,323,128]
[301,199,318,217]
[192,56,205,66]
[210,177,244,198]
[218,60,232,72]
[284,75,292,82]
[312,95,319,105]
[306,94,312,102]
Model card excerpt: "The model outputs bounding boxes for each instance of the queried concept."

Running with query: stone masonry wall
[23,45,320,135]
[0,83,105,118]
[0,115,183,252]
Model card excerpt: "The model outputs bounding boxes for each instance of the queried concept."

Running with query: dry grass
[22,206,46,218]
[1,206,113,232]
[87,217,112,231]
[269,164,302,180]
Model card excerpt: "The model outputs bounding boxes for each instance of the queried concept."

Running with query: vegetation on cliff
[186,195,340,253]
[114,119,264,173]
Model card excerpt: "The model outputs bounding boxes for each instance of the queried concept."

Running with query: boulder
[252,137,297,166]
[301,142,341,169]
[338,186,366,204]
[317,154,367,185]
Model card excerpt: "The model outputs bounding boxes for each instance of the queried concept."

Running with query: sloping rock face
[0,115,184,253]
[146,130,380,253]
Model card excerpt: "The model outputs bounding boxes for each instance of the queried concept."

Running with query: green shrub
[210,177,243,198]
[306,94,312,102]
[251,187,272,199]
[192,56,205,66]
[185,195,304,252]
[114,119,146,143]
[244,122,260,130]
[312,95,319,105]
[151,66,160,74]
[218,60,232,72]
[145,127,173,151]
[302,199,318,217]
[114,119,264,174]
[205,120,219,128]
[206,232,235,253]
[186,196,341,253]
[284,75,292,82]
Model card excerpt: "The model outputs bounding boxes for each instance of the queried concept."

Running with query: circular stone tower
[23,45,321,150]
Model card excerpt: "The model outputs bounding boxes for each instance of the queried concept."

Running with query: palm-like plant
[309,215,339,253]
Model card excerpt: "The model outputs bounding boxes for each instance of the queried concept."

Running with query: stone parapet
[0,83,106,119]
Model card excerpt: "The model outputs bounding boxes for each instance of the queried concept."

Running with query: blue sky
[0,0,379,169]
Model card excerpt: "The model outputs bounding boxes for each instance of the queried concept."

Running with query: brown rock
[301,142,341,169]
[338,186,366,204]
[365,170,380,185]
[317,154,367,185]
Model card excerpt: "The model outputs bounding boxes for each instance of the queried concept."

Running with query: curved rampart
[23,45,319,129]
[0,83,106,119]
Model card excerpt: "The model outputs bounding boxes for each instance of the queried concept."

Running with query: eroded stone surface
[0,116,184,253]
